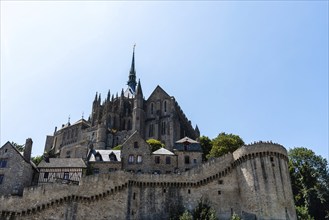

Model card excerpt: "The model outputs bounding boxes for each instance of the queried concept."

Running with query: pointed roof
[127,45,137,94]
[136,79,143,97]
[88,150,121,162]
[176,136,199,144]
[147,85,171,102]
[152,147,175,155]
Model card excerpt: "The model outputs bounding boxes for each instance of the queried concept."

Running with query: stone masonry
[0,142,297,220]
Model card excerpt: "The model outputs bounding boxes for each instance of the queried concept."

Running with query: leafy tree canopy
[192,198,218,220]
[179,210,193,220]
[231,213,241,220]
[11,141,24,152]
[31,156,43,166]
[112,145,122,150]
[199,136,212,161]
[289,147,329,220]
[207,132,244,159]
[146,139,164,152]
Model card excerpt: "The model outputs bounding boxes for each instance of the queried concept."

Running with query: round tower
[233,142,296,220]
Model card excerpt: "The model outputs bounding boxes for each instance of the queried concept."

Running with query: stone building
[37,158,86,185]
[0,49,297,219]
[0,138,38,196]
[87,131,202,175]
[0,142,297,220]
[44,48,199,159]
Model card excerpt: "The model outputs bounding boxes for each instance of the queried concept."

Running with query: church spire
[136,79,143,97]
[127,44,137,94]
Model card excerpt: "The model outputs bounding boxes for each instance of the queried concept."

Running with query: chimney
[23,138,33,162]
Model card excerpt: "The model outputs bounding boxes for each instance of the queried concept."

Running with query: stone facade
[0,139,38,196]
[0,142,296,220]
[44,50,199,159]
[0,50,297,219]
[87,132,203,175]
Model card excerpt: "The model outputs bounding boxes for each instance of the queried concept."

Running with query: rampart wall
[0,143,296,220]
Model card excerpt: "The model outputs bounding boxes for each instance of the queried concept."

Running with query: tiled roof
[38,158,87,168]
[152,148,175,155]
[88,150,121,162]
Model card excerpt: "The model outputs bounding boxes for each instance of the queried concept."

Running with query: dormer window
[95,153,102,162]
[109,153,117,161]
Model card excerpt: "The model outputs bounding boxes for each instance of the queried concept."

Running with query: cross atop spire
[127,44,137,94]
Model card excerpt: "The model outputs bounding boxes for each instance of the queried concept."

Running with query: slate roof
[38,158,87,168]
[174,137,202,152]
[176,137,199,144]
[152,148,175,155]
[88,150,121,162]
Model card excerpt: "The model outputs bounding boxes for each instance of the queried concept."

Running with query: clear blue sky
[1,1,328,161]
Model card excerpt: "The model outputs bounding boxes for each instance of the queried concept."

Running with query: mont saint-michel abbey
[44,48,199,160]
[0,49,297,220]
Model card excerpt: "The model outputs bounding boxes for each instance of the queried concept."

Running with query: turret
[132,79,145,136]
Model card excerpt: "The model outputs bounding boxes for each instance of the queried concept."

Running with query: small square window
[44,172,49,178]
[137,155,142,164]
[134,142,138,148]
[93,168,100,174]
[166,157,171,164]
[188,189,191,194]
[218,180,223,185]
[218,190,221,195]
[155,156,160,164]
[128,155,135,164]
[64,172,69,180]
[0,159,7,168]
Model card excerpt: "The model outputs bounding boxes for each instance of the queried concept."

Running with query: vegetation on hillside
[200,132,244,160]
[112,145,122,150]
[11,141,24,152]
[178,198,218,220]
[146,139,165,152]
[288,147,329,219]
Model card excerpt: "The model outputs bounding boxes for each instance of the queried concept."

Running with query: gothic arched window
[151,103,154,115]
[164,101,167,113]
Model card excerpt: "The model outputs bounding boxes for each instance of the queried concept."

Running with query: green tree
[231,213,241,220]
[11,141,24,152]
[31,155,43,166]
[192,198,218,220]
[289,147,329,220]
[179,210,193,220]
[200,136,212,161]
[207,132,244,159]
[112,145,122,150]
[146,139,164,152]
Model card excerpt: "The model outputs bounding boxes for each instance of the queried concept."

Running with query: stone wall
[0,143,296,220]
[0,143,35,196]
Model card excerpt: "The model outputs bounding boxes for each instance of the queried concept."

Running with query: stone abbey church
[44,48,200,159]
[0,49,297,220]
